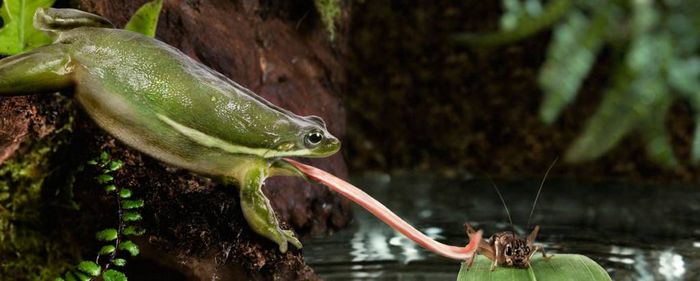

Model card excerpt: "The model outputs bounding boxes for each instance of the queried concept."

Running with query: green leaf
[99,151,110,165]
[123,225,146,236]
[77,261,101,277]
[119,240,140,256]
[102,269,128,281]
[96,228,118,241]
[566,30,673,164]
[500,0,544,31]
[0,0,55,54]
[639,91,677,167]
[99,245,116,255]
[124,0,163,37]
[122,199,144,209]
[104,184,117,193]
[119,188,132,198]
[564,68,637,162]
[123,211,142,222]
[108,160,124,171]
[63,271,78,281]
[96,174,114,184]
[538,8,607,123]
[111,258,127,267]
[73,271,91,281]
[453,0,572,47]
[457,254,611,281]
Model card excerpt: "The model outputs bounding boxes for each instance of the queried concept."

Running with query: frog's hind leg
[239,166,302,253]
[0,44,73,96]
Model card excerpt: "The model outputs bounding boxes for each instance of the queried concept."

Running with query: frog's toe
[277,239,289,253]
[283,229,303,249]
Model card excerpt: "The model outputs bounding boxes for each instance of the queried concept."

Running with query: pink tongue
[284,158,482,261]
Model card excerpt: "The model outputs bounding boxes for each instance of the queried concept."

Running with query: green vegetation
[124,0,163,38]
[0,96,77,281]
[457,254,611,281]
[457,0,700,167]
[314,0,341,40]
[0,0,55,55]
[0,2,161,280]
[56,152,145,281]
[0,0,163,56]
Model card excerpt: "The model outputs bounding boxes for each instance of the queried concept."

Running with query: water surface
[303,174,700,280]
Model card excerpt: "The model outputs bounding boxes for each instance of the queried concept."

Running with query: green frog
[0,8,340,253]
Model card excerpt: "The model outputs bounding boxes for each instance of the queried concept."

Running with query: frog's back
[62,27,302,148]
[54,27,306,176]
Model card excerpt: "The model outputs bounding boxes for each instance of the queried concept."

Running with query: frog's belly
[73,69,257,180]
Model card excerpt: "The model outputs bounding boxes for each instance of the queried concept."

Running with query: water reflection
[304,175,700,280]
[658,251,685,281]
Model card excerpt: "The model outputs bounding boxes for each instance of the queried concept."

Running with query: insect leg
[465,253,476,270]
[490,239,502,271]
[465,224,497,262]
[526,225,540,244]
[0,44,73,95]
[529,244,553,261]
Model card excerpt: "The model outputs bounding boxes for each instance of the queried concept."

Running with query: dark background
[343,1,698,183]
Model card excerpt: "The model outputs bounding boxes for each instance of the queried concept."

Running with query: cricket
[465,160,557,271]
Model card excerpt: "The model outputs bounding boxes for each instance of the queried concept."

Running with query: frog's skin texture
[0,8,341,253]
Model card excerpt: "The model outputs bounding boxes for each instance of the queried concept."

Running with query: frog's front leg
[240,165,302,253]
[0,44,73,95]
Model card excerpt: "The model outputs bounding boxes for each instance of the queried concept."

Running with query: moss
[314,0,341,40]
[0,97,80,281]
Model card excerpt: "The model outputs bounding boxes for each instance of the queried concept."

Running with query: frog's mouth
[263,138,340,158]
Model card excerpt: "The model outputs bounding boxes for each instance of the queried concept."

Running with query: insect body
[465,159,557,271]
[465,224,550,270]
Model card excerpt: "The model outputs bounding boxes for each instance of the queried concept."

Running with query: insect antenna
[526,158,558,229]
[486,175,515,234]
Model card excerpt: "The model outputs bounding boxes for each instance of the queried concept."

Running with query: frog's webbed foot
[239,166,302,253]
[283,229,302,249]
[0,44,73,96]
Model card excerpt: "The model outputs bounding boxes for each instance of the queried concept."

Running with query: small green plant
[56,152,145,281]
[456,0,700,167]
[124,0,163,38]
[0,0,56,55]
[0,96,76,280]
[314,0,341,40]
[0,0,163,56]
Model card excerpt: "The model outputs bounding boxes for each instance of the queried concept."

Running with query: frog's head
[268,115,340,158]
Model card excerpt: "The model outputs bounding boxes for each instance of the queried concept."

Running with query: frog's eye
[304,131,324,147]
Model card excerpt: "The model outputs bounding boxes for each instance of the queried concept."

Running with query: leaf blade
[124,0,163,37]
[457,254,610,281]
[0,0,55,54]
[102,269,127,281]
